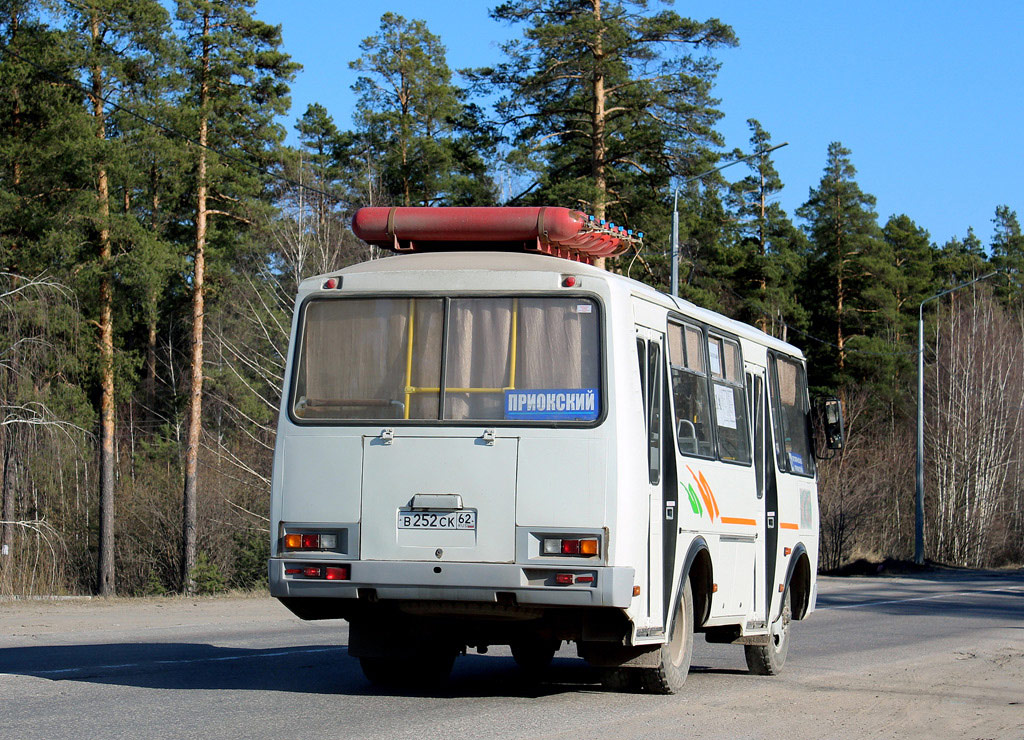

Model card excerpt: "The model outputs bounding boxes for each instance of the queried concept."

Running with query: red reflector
[324,278,338,289]
[284,568,302,575]
[325,566,350,581]
[561,539,581,555]
[574,575,594,583]
[562,276,577,288]
[554,573,574,585]
[303,567,322,578]
[301,534,320,549]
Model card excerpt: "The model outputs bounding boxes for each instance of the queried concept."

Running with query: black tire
[745,588,791,675]
[359,649,456,689]
[510,639,560,681]
[601,667,642,692]
[638,578,694,694]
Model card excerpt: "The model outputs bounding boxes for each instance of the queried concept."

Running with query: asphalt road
[1,571,1022,740]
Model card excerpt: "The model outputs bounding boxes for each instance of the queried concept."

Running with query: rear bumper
[268,558,635,609]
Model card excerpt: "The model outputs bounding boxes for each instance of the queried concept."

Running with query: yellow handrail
[402,298,522,414]
[404,298,415,419]
[509,298,518,390]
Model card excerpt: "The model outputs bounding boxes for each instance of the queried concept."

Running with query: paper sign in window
[714,384,737,429]
[708,341,722,376]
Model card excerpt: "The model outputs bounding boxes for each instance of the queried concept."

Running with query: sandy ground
[1,594,283,642]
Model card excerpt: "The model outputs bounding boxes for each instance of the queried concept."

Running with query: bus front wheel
[745,588,791,675]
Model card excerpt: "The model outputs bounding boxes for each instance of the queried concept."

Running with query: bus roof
[305,251,805,360]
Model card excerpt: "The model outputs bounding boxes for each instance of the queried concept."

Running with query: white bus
[268,207,843,692]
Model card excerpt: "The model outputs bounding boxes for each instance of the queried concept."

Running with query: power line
[0,44,342,203]
[627,245,934,358]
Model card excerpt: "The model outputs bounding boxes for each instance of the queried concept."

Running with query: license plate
[397,510,476,530]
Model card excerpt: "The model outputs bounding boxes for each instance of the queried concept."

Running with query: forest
[1,0,1022,597]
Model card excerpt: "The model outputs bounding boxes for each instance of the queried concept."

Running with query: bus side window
[647,342,662,484]
[667,323,714,458]
[708,336,750,464]
[768,353,814,477]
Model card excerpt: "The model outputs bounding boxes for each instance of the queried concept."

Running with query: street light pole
[669,142,788,297]
[915,270,1001,564]
[671,189,679,298]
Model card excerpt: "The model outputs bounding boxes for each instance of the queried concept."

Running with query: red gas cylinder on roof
[351,206,642,264]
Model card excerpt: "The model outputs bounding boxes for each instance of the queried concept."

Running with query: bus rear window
[291,296,601,423]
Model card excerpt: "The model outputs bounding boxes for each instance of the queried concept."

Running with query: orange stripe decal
[780,522,799,530]
[720,517,757,526]
[697,471,720,520]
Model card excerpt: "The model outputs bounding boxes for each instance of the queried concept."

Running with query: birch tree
[929,292,1024,567]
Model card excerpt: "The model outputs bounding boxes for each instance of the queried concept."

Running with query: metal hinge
[380,428,394,445]
[481,428,495,445]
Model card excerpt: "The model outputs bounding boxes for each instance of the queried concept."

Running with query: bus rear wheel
[510,638,560,681]
[638,578,694,694]
[745,588,791,675]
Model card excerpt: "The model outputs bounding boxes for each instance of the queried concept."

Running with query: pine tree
[349,12,494,207]
[726,119,806,337]
[883,214,935,343]
[273,102,358,288]
[472,0,736,268]
[175,0,297,594]
[935,228,988,287]
[0,1,97,595]
[797,142,897,391]
[991,205,1024,305]
[38,0,172,595]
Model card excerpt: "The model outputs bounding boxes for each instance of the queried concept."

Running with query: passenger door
[747,366,770,628]
[636,326,668,629]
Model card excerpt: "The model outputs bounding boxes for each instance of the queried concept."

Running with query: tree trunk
[145,166,160,417]
[0,397,12,595]
[91,13,116,597]
[182,13,211,595]
[834,195,846,370]
[591,0,607,271]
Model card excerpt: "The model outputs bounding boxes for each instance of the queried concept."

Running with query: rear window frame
[286,290,608,429]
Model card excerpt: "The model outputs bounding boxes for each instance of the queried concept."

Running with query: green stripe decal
[686,483,703,516]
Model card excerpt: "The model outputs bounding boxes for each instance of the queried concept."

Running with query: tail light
[286,564,350,580]
[542,537,600,557]
[282,532,338,551]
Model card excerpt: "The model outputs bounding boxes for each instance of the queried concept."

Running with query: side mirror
[814,396,845,452]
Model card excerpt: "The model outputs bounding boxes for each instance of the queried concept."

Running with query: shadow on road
[4,642,739,697]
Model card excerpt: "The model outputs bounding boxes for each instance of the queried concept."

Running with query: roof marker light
[324,278,338,289]
[562,276,577,288]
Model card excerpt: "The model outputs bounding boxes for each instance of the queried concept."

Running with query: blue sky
[253,1,1023,249]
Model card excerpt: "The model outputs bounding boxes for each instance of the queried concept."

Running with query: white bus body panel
[269,251,819,647]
